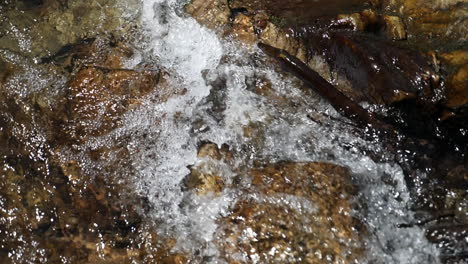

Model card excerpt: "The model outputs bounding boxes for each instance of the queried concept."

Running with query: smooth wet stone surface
[230,0,371,23]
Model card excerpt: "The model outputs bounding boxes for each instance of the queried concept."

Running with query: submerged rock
[440,50,468,109]
[27,37,176,144]
[0,0,140,58]
[0,10,181,263]
[60,66,162,142]
[0,89,179,263]
[215,162,364,263]
[184,142,233,195]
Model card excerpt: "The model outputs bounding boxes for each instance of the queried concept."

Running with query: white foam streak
[118,0,443,262]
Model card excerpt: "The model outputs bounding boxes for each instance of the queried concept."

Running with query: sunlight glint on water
[109,0,443,262]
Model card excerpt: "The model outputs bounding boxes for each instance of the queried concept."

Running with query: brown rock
[198,142,223,160]
[0,59,15,90]
[185,167,225,195]
[440,50,468,67]
[0,123,168,263]
[0,85,185,261]
[185,0,230,30]
[186,0,438,107]
[382,0,468,47]
[0,0,140,58]
[228,14,257,44]
[197,141,233,161]
[444,64,468,109]
[184,142,235,195]
[230,0,370,23]
[306,32,439,104]
[215,162,365,263]
[61,66,160,141]
[439,49,468,110]
[383,15,407,40]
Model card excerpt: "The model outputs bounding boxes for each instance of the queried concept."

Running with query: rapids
[112,0,439,262]
[0,0,449,263]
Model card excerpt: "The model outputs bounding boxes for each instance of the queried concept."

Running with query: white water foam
[71,0,441,262]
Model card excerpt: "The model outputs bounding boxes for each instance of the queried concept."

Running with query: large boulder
[214,162,364,263]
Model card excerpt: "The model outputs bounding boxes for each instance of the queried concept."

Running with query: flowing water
[1,0,448,263]
[131,0,439,262]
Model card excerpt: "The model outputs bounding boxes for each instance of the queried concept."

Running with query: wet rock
[59,66,160,142]
[0,55,188,261]
[335,9,380,32]
[382,15,407,40]
[185,0,230,30]
[304,32,440,105]
[186,0,305,59]
[186,0,437,107]
[0,59,16,90]
[440,50,468,67]
[379,0,467,48]
[185,167,225,195]
[444,64,468,109]
[0,18,188,261]
[0,95,176,263]
[0,2,194,263]
[16,36,175,144]
[0,0,140,58]
[426,224,468,261]
[229,13,257,44]
[186,1,467,262]
[436,49,468,146]
[197,141,232,161]
[334,10,407,40]
[197,142,223,160]
[40,37,134,69]
[444,188,468,224]
[229,0,371,24]
[215,162,364,263]
[184,142,233,195]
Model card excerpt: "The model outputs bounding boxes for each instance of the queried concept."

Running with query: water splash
[116,0,442,262]
[0,0,440,262]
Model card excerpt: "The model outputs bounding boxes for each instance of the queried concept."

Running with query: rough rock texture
[185,143,365,263]
[186,0,443,106]
[0,85,184,263]
[214,162,364,263]
[22,37,172,144]
[0,0,140,58]
[186,1,468,262]
[381,0,468,47]
[440,50,468,109]
[185,0,230,30]
[0,3,183,262]
[184,142,234,196]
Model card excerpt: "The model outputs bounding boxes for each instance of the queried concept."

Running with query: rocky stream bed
[0,0,467,263]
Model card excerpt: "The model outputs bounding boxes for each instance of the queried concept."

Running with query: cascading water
[0,0,446,263]
[97,0,440,262]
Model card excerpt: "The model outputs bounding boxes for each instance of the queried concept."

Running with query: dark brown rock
[303,32,440,105]
[230,0,371,24]
[0,93,176,264]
